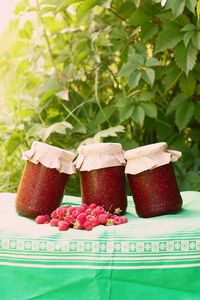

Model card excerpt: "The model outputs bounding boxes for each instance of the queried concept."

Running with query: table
[1,191,200,300]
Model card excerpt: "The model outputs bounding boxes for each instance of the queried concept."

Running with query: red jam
[127,163,182,218]
[80,166,127,215]
[15,161,69,218]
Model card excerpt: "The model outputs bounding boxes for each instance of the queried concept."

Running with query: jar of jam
[15,141,76,218]
[75,143,127,215]
[124,142,182,218]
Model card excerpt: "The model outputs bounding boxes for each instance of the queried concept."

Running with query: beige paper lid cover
[22,141,76,174]
[124,142,182,175]
[75,143,125,171]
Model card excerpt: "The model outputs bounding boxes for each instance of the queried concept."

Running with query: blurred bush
[0,0,199,194]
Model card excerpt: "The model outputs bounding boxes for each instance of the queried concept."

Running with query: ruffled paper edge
[74,153,126,171]
[124,149,182,175]
[22,141,76,174]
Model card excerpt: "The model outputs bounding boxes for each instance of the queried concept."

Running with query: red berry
[64,215,75,224]
[90,217,100,227]
[68,207,76,214]
[58,221,69,231]
[120,216,128,224]
[50,218,59,227]
[35,215,46,224]
[85,224,93,231]
[51,210,58,219]
[98,213,109,225]
[44,214,51,223]
[56,206,67,219]
[81,203,88,210]
[76,212,87,224]
[89,203,97,209]
[92,206,105,216]
[113,216,122,225]
[83,220,93,230]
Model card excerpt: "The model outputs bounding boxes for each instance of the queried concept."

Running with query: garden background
[0,0,199,196]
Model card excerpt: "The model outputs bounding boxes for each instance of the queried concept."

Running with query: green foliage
[0,0,200,194]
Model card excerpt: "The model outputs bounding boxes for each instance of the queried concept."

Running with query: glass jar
[15,141,75,218]
[124,142,182,218]
[75,143,127,215]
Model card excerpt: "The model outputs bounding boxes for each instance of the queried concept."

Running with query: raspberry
[89,203,97,209]
[92,206,105,216]
[120,216,128,224]
[68,207,76,214]
[44,214,51,223]
[35,215,46,224]
[56,206,67,219]
[50,218,59,227]
[81,203,88,210]
[113,216,122,225]
[98,213,109,225]
[90,217,100,227]
[51,210,58,219]
[83,220,93,230]
[64,215,75,224]
[58,221,69,231]
[76,212,87,224]
[85,208,92,215]
[77,206,85,213]
[85,224,93,231]
[72,209,80,217]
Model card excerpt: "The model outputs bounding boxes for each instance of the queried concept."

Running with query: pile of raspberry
[35,203,128,231]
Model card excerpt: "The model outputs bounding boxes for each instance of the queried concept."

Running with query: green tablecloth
[1,191,200,299]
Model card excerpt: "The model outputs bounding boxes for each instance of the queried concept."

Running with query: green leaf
[155,23,183,52]
[141,22,158,42]
[138,91,155,102]
[132,106,145,126]
[183,31,195,47]
[167,93,188,114]
[194,102,200,123]
[120,103,135,121]
[185,0,196,14]
[181,24,196,32]
[165,0,186,17]
[128,71,141,89]
[95,106,115,125]
[7,133,23,155]
[142,68,155,86]
[145,57,160,67]
[174,41,198,75]
[175,101,194,131]
[76,0,99,20]
[56,0,82,11]
[119,62,137,77]
[192,32,200,49]
[133,0,141,8]
[179,73,196,96]
[141,102,157,118]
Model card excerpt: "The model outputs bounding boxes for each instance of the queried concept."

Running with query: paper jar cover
[124,142,182,175]
[22,141,76,174]
[74,143,126,171]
